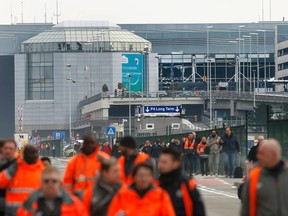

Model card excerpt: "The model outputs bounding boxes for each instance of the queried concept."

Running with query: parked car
[63,145,76,157]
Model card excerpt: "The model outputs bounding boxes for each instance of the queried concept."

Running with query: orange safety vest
[197,142,206,154]
[118,153,150,184]
[249,166,262,216]
[63,149,109,199]
[181,178,196,216]
[17,189,88,216]
[0,159,44,215]
[184,138,195,149]
[108,185,175,216]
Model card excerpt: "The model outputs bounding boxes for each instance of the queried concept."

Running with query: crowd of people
[0,128,287,216]
[137,128,240,178]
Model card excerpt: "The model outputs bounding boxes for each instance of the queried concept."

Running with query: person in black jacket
[111,139,122,158]
[0,140,17,216]
[138,140,152,154]
[220,127,240,178]
[247,135,264,163]
[150,139,163,178]
[159,148,206,216]
[169,138,182,155]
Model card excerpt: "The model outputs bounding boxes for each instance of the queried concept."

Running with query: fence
[134,125,247,175]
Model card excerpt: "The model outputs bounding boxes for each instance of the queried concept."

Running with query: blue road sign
[143,105,182,117]
[106,126,116,137]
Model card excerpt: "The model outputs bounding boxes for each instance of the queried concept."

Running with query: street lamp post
[207,26,213,128]
[250,33,259,92]
[243,35,252,92]
[128,74,132,135]
[258,30,267,91]
[253,70,256,109]
[238,25,245,94]
[66,64,76,140]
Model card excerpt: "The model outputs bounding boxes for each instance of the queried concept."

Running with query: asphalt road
[52,157,241,216]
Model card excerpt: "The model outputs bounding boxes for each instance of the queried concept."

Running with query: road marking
[197,186,238,199]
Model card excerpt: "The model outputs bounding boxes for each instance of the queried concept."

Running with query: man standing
[17,166,87,216]
[117,136,149,184]
[207,131,221,176]
[241,139,288,216]
[247,135,264,164]
[63,133,109,200]
[0,145,44,216]
[220,127,240,178]
[149,139,163,177]
[139,140,152,155]
[83,158,121,216]
[159,148,205,216]
[111,139,122,158]
[0,140,18,216]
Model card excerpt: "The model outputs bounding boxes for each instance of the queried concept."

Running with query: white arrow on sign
[145,107,150,112]
[175,106,180,112]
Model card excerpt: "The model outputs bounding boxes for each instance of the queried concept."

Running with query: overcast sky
[1,0,287,24]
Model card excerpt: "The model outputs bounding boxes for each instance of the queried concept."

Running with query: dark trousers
[192,155,200,173]
[183,154,193,176]
[200,158,209,175]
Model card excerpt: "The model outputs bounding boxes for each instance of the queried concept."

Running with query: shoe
[229,176,233,178]
[225,175,228,178]
[201,174,204,176]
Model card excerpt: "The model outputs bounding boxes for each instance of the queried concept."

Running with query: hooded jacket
[0,158,44,216]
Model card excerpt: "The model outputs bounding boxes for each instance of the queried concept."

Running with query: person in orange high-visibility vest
[63,133,109,200]
[117,136,149,184]
[241,139,288,216]
[108,162,175,216]
[159,148,206,216]
[0,145,44,216]
[17,166,88,216]
[197,137,209,176]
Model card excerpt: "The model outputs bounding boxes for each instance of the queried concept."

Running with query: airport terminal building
[1,20,288,137]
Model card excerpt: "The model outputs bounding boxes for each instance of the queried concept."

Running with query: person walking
[150,139,163,178]
[197,137,209,176]
[117,136,149,184]
[63,133,109,200]
[220,127,240,178]
[111,139,122,158]
[159,148,206,216]
[108,162,175,216]
[0,145,45,216]
[241,139,288,216]
[83,158,122,216]
[52,144,56,158]
[0,140,18,216]
[17,166,87,216]
[207,131,221,176]
[101,141,112,155]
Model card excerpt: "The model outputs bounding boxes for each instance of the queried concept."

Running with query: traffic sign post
[143,105,182,117]
[106,126,116,137]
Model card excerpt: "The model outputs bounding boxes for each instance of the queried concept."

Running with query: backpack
[233,167,243,178]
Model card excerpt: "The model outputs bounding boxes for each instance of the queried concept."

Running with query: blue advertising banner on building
[122,54,144,92]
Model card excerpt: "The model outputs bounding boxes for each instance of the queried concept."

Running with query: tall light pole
[243,35,252,92]
[128,74,132,135]
[238,25,245,94]
[206,26,213,97]
[250,33,259,92]
[253,70,256,109]
[258,29,267,91]
[66,64,76,140]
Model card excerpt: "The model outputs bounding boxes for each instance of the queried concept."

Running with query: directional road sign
[106,126,116,137]
[143,105,182,117]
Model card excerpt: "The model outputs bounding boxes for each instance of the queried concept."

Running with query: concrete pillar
[230,100,235,116]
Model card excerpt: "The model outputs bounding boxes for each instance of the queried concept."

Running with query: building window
[28,53,54,100]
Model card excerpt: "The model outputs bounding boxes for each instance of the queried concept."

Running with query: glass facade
[28,53,53,100]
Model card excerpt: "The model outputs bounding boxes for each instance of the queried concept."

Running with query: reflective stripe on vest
[249,166,262,216]
[184,139,195,149]
[181,179,196,216]
[7,188,35,193]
